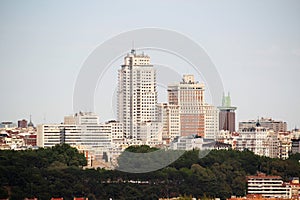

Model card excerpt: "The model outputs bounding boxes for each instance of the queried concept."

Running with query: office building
[203,104,219,139]
[117,49,161,141]
[37,112,114,148]
[168,75,205,137]
[157,103,180,142]
[218,93,237,132]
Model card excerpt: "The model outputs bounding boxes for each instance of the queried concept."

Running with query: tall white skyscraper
[117,50,161,141]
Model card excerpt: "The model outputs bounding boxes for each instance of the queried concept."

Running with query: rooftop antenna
[131,40,136,54]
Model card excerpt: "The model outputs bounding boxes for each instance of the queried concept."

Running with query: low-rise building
[247,173,291,199]
[291,139,300,154]
[239,117,287,133]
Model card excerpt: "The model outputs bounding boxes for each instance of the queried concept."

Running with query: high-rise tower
[168,75,205,137]
[117,50,161,141]
[218,92,237,132]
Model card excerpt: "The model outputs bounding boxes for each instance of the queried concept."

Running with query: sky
[0,0,299,130]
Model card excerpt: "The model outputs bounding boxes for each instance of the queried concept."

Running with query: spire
[222,92,225,107]
[256,117,261,127]
[226,92,231,107]
[28,114,34,127]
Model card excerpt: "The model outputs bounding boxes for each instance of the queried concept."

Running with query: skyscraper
[168,75,205,137]
[117,50,161,141]
[218,93,237,132]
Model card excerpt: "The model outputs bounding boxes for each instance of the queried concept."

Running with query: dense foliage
[0,145,299,200]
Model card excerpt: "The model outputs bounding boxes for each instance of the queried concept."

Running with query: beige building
[278,132,292,160]
[117,50,161,142]
[237,123,278,158]
[160,75,219,141]
[239,117,287,132]
[203,104,219,140]
[157,103,180,142]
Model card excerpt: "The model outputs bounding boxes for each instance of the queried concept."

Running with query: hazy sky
[0,0,299,129]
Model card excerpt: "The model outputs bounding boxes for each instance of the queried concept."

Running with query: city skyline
[0,1,300,129]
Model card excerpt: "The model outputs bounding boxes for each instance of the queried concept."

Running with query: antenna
[131,40,136,54]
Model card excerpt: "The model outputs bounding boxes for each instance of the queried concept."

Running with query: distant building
[157,103,180,142]
[203,104,219,140]
[162,75,219,140]
[170,135,231,151]
[236,122,278,158]
[247,173,291,199]
[291,128,300,139]
[117,50,161,141]
[286,177,300,199]
[291,139,300,154]
[24,134,37,146]
[37,112,114,148]
[218,92,237,132]
[0,121,15,129]
[239,117,287,133]
[168,75,205,137]
[170,135,204,150]
[18,119,28,128]
[278,132,292,160]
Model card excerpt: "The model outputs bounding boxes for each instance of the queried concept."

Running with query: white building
[117,49,161,142]
[278,132,292,159]
[37,112,117,148]
[236,122,278,158]
[203,104,219,140]
[170,135,231,151]
[157,103,180,142]
[170,135,204,150]
[247,173,291,199]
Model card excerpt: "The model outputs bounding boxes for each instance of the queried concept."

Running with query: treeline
[0,144,300,200]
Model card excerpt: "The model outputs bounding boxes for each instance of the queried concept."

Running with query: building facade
[239,117,287,133]
[167,75,205,137]
[117,50,161,141]
[157,103,180,142]
[291,139,300,154]
[236,123,278,158]
[218,93,237,132]
[247,173,291,199]
[18,119,28,128]
[278,132,292,160]
[37,112,114,148]
[203,104,219,140]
